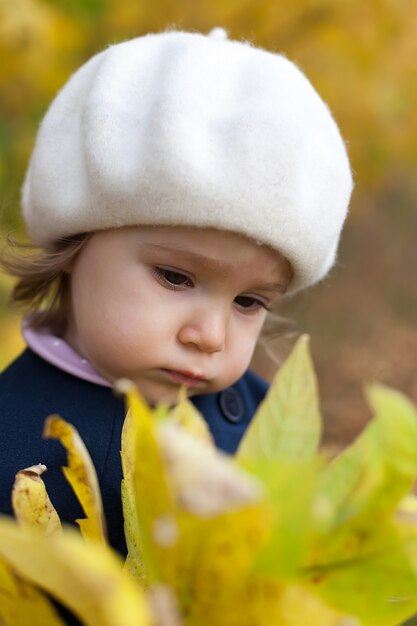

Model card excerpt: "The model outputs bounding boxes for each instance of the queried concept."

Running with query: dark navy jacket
[0,348,268,555]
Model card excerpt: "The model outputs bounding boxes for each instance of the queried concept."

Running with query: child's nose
[178,305,228,353]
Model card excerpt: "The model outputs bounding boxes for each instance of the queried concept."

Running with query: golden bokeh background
[1,0,416,446]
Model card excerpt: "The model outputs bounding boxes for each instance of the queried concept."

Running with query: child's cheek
[214,341,257,391]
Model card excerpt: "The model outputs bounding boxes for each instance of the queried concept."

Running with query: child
[0,28,353,556]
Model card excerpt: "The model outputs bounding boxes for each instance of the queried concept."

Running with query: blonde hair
[0,234,90,335]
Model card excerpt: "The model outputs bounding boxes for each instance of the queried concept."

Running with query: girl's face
[65,226,292,406]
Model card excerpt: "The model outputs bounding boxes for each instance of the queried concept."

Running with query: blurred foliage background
[1,0,416,447]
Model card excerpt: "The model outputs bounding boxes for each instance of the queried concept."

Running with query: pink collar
[22,318,112,388]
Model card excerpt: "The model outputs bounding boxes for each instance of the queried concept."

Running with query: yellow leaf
[168,385,214,445]
[119,380,178,586]
[186,576,348,626]
[0,517,152,626]
[124,551,148,586]
[396,494,417,524]
[120,381,270,613]
[121,405,147,585]
[182,506,270,614]
[159,421,263,517]
[277,583,354,626]
[0,557,66,625]
[43,415,106,543]
[147,583,182,626]
[12,463,63,537]
[121,406,149,587]
[237,335,322,462]
[156,421,269,612]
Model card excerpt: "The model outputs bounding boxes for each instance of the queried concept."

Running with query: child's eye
[234,295,269,312]
[153,267,194,288]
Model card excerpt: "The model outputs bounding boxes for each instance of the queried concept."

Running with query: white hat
[22,28,353,293]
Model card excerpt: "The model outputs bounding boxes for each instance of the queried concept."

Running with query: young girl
[0,28,353,556]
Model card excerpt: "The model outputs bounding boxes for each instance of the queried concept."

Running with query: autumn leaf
[0,557,66,625]
[300,384,417,625]
[0,517,151,626]
[3,335,417,626]
[12,463,62,537]
[315,384,417,539]
[237,335,322,462]
[43,415,106,543]
[167,385,214,445]
[119,378,177,587]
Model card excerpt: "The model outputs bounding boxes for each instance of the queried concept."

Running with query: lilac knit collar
[22,317,112,388]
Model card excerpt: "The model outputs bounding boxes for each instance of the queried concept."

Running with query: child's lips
[160,368,207,387]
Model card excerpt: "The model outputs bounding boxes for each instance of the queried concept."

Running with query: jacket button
[219,388,244,423]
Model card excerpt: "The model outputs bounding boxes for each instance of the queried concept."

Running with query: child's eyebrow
[142,243,287,293]
[143,243,235,276]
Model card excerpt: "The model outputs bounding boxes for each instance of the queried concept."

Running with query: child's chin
[135,382,186,408]
[158,386,210,408]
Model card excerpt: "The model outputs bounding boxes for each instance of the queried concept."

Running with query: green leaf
[366,384,417,490]
[305,522,417,626]
[306,385,417,625]
[248,459,319,578]
[237,335,322,461]
[316,384,417,537]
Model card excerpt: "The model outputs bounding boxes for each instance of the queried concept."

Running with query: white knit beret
[22,28,353,293]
